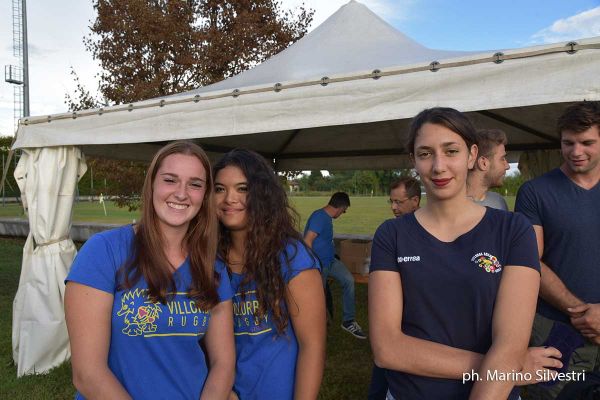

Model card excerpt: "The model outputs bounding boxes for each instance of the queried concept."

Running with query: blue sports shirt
[230,240,320,400]
[66,225,233,400]
[303,208,335,267]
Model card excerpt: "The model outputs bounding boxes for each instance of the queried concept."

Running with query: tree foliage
[83,0,314,104]
[0,136,20,198]
[64,68,104,112]
[297,170,415,195]
[77,157,148,211]
[67,0,314,209]
[492,172,526,197]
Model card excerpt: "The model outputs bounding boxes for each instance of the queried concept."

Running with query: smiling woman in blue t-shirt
[213,149,325,400]
[369,108,544,400]
[65,141,235,399]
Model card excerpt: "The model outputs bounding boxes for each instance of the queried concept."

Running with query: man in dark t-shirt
[515,101,600,399]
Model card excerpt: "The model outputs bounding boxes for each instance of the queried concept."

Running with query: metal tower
[4,0,30,131]
[1,0,28,200]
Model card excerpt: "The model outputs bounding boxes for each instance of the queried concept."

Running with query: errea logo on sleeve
[397,256,421,263]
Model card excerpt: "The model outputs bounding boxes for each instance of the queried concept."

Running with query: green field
[0,195,517,235]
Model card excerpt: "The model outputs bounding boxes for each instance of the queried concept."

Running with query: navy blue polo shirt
[370,208,540,400]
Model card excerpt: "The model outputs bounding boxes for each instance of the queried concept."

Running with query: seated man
[304,192,366,339]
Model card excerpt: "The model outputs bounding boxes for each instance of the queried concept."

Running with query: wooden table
[352,273,369,284]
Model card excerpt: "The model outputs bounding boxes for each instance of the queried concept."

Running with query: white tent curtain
[12,146,87,376]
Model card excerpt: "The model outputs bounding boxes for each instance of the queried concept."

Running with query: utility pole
[22,0,30,118]
[5,0,29,125]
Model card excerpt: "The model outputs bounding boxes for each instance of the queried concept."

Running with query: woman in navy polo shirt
[369,107,542,399]
[213,149,326,400]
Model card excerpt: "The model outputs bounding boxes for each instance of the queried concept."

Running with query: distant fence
[0,218,372,243]
[0,218,120,242]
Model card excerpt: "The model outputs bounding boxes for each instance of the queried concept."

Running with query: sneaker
[341,320,367,339]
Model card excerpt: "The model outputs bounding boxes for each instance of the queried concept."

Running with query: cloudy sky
[1,0,599,137]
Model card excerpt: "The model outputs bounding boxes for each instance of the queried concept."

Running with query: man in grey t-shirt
[467,128,510,210]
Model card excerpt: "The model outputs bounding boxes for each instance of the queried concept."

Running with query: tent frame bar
[477,110,560,144]
[18,42,600,128]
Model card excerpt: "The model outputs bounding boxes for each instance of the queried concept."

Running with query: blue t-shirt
[304,208,334,267]
[515,168,600,322]
[230,240,320,400]
[66,225,233,400]
[370,208,539,400]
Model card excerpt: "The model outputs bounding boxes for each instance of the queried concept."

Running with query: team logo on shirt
[117,288,162,336]
[232,289,272,336]
[471,252,502,273]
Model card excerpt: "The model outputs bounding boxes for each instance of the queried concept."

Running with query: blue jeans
[322,258,355,322]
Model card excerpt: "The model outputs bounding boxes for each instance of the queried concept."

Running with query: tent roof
[187,0,471,93]
[13,1,600,170]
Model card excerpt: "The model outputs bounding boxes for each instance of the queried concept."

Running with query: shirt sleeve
[305,212,322,235]
[215,261,233,302]
[65,233,119,294]
[499,195,509,211]
[370,220,399,273]
[281,241,321,283]
[506,212,541,272]
[515,181,542,226]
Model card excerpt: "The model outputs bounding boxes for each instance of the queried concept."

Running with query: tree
[67,0,314,209]
[493,172,526,197]
[0,136,20,198]
[81,0,314,104]
[64,67,105,112]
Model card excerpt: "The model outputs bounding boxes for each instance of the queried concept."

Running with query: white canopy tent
[13,1,600,169]
[9,0,600,375]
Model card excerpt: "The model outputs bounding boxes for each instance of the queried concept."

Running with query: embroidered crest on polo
[471,252,502,273]
[397,256,421,263]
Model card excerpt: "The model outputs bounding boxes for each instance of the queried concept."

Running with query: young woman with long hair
[369,108,556,399]
[213,149,326,400]
[65,141,234,399]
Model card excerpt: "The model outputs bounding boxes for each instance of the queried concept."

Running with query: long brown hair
[214,149,317,334]
[120,141,220,310]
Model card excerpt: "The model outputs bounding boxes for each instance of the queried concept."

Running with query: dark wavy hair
[119,141,220,310]
[213,149,315,334]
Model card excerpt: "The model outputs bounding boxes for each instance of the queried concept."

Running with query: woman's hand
[228,390,239,400]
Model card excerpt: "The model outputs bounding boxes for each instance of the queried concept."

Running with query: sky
[1,0,600,138]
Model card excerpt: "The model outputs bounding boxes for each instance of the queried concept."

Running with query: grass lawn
[0,237,73,399]
[0,195,517,235]
[0,237,371,399]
